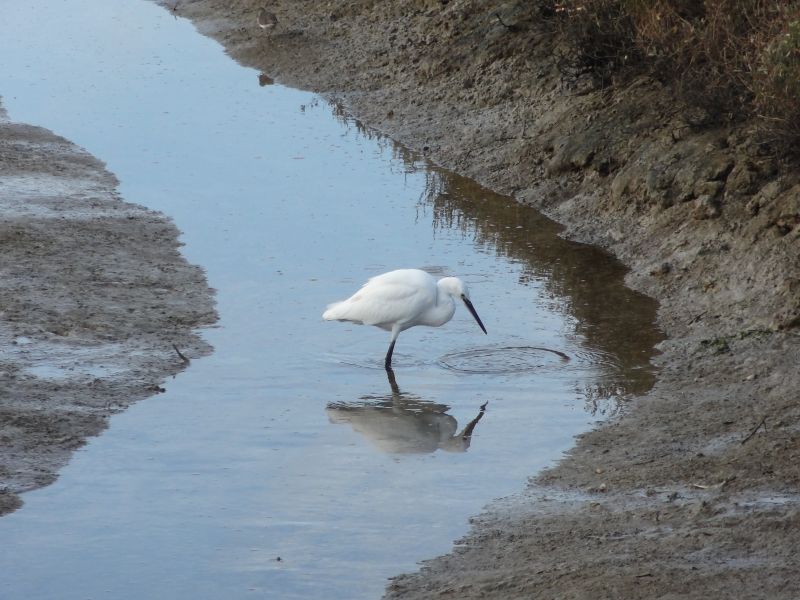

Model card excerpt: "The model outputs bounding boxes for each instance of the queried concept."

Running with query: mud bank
[0,102,216,515]
[156,0,800,597]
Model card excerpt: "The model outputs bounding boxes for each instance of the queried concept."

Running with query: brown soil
[157,1,800,597]
[0,104,217,515]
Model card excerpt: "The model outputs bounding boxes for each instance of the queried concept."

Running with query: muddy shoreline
[158,1,800,597]
[0,103,217,514]
[1,0,798,596]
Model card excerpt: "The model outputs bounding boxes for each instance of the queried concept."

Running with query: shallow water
[0,2,661,599]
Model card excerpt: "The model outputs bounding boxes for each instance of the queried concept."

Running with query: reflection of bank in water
[326,370,487,454]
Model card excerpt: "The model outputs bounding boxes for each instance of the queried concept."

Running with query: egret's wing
[348,278,434,326]
[324,274,435,327]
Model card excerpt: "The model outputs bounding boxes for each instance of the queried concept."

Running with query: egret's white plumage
[323,269,487,369]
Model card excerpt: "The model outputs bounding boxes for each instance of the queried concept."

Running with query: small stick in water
[172,343,190,364]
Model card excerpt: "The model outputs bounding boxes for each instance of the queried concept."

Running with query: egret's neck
[420,284,456,327]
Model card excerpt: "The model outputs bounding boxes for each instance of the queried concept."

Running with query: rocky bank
[158,0,800,597]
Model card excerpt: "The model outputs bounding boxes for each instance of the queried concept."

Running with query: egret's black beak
[462,295,487,334]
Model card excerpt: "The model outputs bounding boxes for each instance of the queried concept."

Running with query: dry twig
[741,416,767,445]
[172,343,191,364]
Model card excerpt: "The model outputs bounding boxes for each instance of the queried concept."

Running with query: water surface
[0,2,661,599]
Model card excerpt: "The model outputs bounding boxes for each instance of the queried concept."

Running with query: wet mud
[0,105,216,514]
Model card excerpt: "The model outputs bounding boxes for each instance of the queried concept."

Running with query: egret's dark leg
[384,340,396,370]
[385,365,400,396]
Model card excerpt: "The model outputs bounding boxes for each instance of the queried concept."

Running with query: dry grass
[547,0,800,151]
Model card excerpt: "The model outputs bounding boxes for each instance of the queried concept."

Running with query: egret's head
[438,276,486,334]
[438,276,469,298]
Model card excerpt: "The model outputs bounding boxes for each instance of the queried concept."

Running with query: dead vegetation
[546,0,800,150]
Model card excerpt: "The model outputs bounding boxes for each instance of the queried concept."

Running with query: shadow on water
[326,369,487,454]
[418,170,664,406]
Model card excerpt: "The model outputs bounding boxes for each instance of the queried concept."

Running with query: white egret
[323,269,487,369]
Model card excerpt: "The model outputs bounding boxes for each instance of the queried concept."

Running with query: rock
[758,179,784,203]
[649,262,672,276]
[704,155,734,181]
[607,228,625,242]
[771,279,800,329]
[693,180,724,198]
[610,165,637,203]
[646,166,672,206]
[692,194,721,219]
[746,196,762,216]
[763,184,800,235]
[725,160,761,198]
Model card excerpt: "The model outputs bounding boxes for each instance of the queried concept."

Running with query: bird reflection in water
[326,369,487,454]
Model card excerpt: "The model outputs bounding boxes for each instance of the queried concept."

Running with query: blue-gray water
[0,1,660,598]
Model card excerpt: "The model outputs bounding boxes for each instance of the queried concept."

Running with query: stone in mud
[692,194,722,219]
[771,278,800,330]
[763,184,800,236]
[725,159,772,201]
